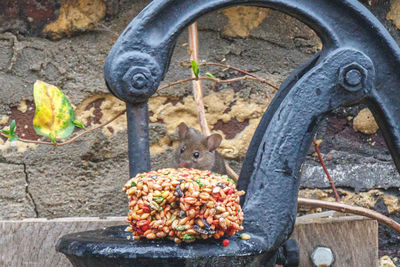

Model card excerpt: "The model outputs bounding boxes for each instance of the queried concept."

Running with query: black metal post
[126,102,150,177]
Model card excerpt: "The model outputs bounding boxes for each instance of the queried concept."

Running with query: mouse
[174,122,227,175]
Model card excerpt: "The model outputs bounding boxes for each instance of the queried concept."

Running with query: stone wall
[0,0,400,263]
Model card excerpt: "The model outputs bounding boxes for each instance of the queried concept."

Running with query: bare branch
[313,139,341,202]
[298,197,400,234]
[180,60,279,90]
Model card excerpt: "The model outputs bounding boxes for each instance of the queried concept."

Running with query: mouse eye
[193,152,200,158]
[180,147,185,153]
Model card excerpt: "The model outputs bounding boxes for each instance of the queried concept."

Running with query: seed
[136,182,143,190]
[150,201,159,211]
[216,206,226,213]
[184,197,197,205]
[186,229,197,235]
[153,184,162,191]
[141,213,150,219]
[187,209,196,218]
[191,191,200,198]
[143,185,149,193]
[222,212,230,218]
[212,187,220,194]
[222,239,230,247]
[199,192,210,200]
[175,225,188,231]
[240,233,251,240]
[207,201,215,208]
[162,191,170,199]
[180,202,188,211]
[156,232,167,238]
[146,233,156,239]
[237,190,245,196]
[179,217,189,225]
[195,218,205,228]
[202,188,212,193]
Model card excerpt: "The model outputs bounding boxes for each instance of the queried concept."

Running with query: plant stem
[313,139,341,202]
[189,23,210,136]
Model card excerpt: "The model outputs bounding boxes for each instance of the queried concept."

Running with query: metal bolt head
[338,62,367,92]
[311,247,334,267]
[345,69,362,86]
[122,66,154,98]
[131,73,148,89]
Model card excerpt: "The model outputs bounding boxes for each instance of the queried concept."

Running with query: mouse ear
[178,122,189,139]
[206,134,222,151]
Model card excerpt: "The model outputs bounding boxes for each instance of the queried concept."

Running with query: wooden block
[291,215,378,267]
[0,217,125,267]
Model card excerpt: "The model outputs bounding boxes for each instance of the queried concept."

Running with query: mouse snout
[179,160,191,168]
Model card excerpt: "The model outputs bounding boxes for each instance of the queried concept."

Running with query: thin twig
[180,60,279,90]
[4,110,126,146]
[157,76,266,91]
[313,139,341,202]
[298,197,400,234]
[189,23,210,136]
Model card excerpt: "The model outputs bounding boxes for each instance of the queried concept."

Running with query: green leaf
[206,72,216,79]
[0,129,10,135]
[0,121,18,142]
[72,120,85,129]
[227,177,236,184]
[32,80,76,141]
[194,179,205,187]
[49,133,56,144]
[9,120,16,135]
[191,60,199,78]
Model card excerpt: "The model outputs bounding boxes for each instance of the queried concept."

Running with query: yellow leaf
[33,80,76,141]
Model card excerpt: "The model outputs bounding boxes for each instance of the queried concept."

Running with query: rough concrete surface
[0,0,400,263]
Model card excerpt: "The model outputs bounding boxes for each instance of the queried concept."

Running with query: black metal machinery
[56,0,400,266]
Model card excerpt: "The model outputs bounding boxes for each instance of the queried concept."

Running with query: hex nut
[122,66,154,97]
[338,62,367,92]
[311,247,334,267]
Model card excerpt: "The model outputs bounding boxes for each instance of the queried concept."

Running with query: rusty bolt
[339,62,367,92]
[310,247,334,266]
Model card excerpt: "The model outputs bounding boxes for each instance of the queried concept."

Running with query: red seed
[142,206,151,213]
[141,224,150,231]
[222,239,230,247]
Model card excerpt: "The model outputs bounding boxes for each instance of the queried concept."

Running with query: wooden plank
[291,215,378,267]
[0,215,378,267]
[0,217,125,267]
